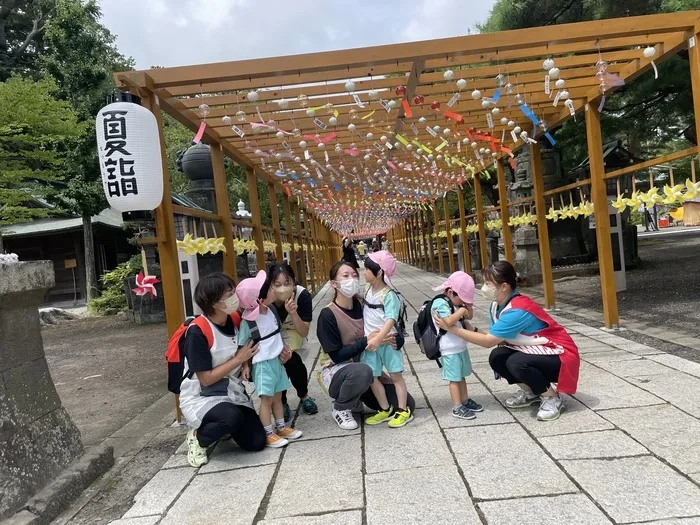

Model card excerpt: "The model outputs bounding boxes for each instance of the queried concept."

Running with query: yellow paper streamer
[435,142,447,152]
[396,134,409,146]
[361,109,376,120]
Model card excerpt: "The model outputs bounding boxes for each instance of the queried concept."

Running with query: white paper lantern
[96,102,163,212]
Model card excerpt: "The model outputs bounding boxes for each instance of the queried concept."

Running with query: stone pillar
[513,226,543,285]
[0,261,82,520]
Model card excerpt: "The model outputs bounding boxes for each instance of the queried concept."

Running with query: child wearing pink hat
[361,251,412,428]
[236,270,302,448]
[432,271,483,420]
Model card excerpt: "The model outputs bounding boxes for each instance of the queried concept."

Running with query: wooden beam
[246,168,266,271]
[268,183,284,262]
[140,92,184,336]
[603,147,697,180]
[473,175,489,270]
[211,143,237,278]
[123,12,696,89]
[690,25,700,163]
[394,59,425,137]
[303,209,315,293]
[496,160,514,264]
[424,209,435,272]
[282,193,296,269]
[444,196,456,273]
[531,144,555,309]
[586,103,620,328]
[457,189,471,274]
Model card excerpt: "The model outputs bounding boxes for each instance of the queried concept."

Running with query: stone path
[109,263,700,525]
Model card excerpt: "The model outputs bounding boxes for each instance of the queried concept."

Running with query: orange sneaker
[266,433,288,448]
[276,427,303,440]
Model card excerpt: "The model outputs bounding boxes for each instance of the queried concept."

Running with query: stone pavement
[109,263,700,525]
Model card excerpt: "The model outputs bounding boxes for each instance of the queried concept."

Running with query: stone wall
[0,261,83,520]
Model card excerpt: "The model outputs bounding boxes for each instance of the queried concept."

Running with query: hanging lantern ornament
[198,103,210,118]
[414,94,425,105]
[388,100,398,108]
[495,73,506,87]
[247,90,259,102]
[504,82,515,95]
[345,80,356,92]
[306,108,316,117]
[96,101,164,212]
[395,85,407,97]
[276,131,284,139]
[500,117,509,125]
[443,70,455,81]
[348,123,356,132]
[369,89,380,100]
[543,58,555,71]
[492,107,501,115]
[329,116,338,126]
[419,116,427,124]
[297,94,309,107]
[456,78,467,90]
[481,99,491,108]
[431,101,441,110]
[471,89,481,99]
[643,45,659,79]
[299,140,308,149]
[508,120,515,128]
[548,67,560,79]
[514,93,525,105]
[222,115,231,125]
[277,98,289,109]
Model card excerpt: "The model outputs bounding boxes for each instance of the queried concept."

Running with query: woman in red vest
[434,261,579,422]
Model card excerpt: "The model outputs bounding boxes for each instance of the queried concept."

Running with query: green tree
[0,76,84,245]
[0,0,53,81]
[39,0,133,300]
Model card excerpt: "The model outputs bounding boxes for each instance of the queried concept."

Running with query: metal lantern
[96,101,164,212]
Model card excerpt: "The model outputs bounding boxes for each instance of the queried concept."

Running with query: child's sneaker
[266,433,289,448]
[365,406,394,425]
[388,408,413,428]
[186,429,209,468]
[451,404,476,420]
[277,427,303,440]
[462,398,483,412]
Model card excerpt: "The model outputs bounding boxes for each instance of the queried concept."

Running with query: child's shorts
[361,343,404,376]
[441,351,472,382]
[253,357,291,397]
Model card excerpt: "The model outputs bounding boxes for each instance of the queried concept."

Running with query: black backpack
[364,288,409,338]
[412,294,456,368]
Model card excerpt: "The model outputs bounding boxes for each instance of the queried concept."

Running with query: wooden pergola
[115,10,700,335]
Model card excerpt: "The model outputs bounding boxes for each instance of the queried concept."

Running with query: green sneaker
[283,403,292,422]
[186,429,209,468]
[365,406,394,425]
[388,408,414,428]
[301,397,318,415]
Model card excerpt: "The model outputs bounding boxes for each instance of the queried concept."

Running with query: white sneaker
[505,389,541,409]
[332,405,359,430]
[186,429,209,468]
[537,395,564,421]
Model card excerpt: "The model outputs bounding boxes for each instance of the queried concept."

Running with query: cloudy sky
[100,0,497,70]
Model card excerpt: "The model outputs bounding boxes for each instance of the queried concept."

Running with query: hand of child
[381,333,396,347]
[463,305,474,320]
[241,362,251,381]
[280,346,292,363]
[366,335,380,351]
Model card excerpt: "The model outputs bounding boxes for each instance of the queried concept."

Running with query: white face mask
[336,278,360,298]
[481,283,497,301]
[218,295,239,314]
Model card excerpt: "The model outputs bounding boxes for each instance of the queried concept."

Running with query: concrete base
[0,262,84,520]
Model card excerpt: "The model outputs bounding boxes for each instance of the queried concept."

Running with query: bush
[88,254,142,315]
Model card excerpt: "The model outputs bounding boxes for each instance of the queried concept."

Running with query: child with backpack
[236,270,303,448]
[361,251,413,428]
[431,271,483,420]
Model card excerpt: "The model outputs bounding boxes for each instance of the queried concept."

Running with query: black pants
[489,346,561,396]
[197,402,266,449]
[281,351,308,404]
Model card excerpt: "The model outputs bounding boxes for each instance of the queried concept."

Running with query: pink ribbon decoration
[387,161,397,170]
[344,149,360,156]
[303,132,337,144]
[133,271,160,298]
[193,122,206,143]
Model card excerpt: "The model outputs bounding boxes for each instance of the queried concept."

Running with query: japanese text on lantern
[101,110,138,198]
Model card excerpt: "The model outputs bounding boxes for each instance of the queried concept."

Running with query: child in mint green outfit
[431,271,483,421]
[360,251,412,428]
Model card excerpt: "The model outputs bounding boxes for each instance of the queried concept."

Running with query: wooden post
[457,189,472,274]
[246,168,266,271]
[473,174,489,269]
[586,103,620,328]
[268,183,284,262]
[210,143,237,279]
[293,202,307,288]
[419,210,429,270]
[433,203,444,274]
[689,26,700,163]
[403,220,412,265]
[496,159,514,264]
[444,196,456,273]
[531,144,556,309]
[425,209,436,272]
[282,194,296,270]
[303,209,316,293]
[140,92,184,337]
